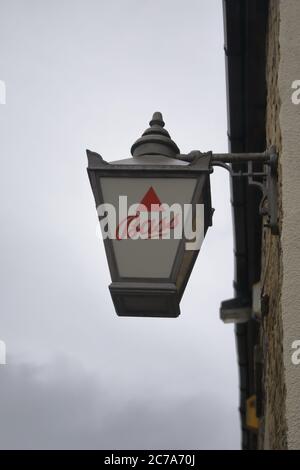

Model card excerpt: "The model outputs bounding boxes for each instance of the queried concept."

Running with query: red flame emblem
[116,187,179,240]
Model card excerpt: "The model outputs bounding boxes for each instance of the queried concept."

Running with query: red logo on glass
[116,187,180,240]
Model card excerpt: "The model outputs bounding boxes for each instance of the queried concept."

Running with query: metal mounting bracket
[177,147,279,235]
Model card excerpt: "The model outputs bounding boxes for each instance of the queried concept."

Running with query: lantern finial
[131,111,180,158]
[149,112,165,128]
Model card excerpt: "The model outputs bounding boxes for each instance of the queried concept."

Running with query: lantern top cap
[131,111,180,158]
[149,111,165,127]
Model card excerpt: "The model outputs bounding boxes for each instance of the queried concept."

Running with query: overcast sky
[0,0,240,449]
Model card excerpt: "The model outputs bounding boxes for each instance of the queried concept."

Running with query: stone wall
[278,0,300,450]
[261,0,300,450]
[260,0,287,450]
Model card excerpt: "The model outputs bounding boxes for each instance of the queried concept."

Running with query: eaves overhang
[223,0,269,450]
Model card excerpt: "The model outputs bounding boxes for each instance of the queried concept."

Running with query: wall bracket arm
[178,147,279,235]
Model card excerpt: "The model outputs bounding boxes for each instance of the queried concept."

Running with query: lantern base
[109,282,180,318]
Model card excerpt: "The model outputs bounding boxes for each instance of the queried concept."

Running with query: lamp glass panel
[99,177,198,279]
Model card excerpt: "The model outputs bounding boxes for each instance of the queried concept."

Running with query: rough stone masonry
[260,0,300,450]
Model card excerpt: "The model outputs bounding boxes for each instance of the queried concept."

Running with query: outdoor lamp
[87,112,213,317]
[87,112,278,319]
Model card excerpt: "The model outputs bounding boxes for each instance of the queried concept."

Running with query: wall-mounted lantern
[87,112,278,318]
[87,113,212,317]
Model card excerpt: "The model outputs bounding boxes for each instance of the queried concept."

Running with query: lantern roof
[130,112,180,158]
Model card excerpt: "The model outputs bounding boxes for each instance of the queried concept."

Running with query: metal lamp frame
[88,151,213,317]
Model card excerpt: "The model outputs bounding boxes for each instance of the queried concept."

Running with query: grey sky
[0,0,240,449]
